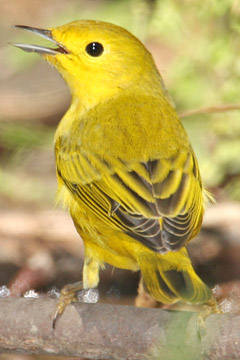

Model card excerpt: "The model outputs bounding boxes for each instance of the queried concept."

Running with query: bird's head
[13,20,161,109]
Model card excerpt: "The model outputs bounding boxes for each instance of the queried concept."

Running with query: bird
[13,20,220,328]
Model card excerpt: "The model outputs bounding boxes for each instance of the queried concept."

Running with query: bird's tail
[138,247,212,305]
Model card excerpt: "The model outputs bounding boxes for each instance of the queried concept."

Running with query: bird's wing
[56,148,204,253]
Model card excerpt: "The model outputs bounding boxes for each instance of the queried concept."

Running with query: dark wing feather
[56,149,204,253]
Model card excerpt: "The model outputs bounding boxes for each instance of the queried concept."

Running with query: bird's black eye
[85,42,104,57]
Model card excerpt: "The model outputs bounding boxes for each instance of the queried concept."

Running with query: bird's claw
[52,281,83,329]
[197,297,222,339]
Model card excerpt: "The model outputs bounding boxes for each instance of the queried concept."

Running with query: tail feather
[139,248,212,305]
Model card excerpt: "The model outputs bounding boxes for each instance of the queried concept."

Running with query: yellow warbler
[14,20,219,325]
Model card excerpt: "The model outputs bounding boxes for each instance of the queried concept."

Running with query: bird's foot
[52,281,83,329]
[197,297,222,339]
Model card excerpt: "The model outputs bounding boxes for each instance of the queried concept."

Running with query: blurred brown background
[0,1,240,358]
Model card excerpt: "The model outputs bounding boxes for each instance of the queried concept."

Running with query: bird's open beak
[11,25,68,55]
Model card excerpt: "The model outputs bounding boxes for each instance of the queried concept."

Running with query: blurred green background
[1,0,240,205]
[0,0,240,358]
